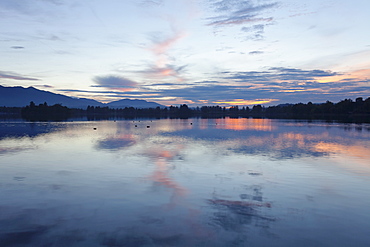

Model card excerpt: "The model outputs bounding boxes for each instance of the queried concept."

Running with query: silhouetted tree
[21,102,71,121]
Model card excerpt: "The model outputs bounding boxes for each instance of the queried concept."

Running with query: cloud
[34,84,54,88]
[241,24,266,40]
[136,1,196,82]
[140,0,164,7]
[141,64,187,80]
[242,24,265,32]
[144,30,188,80]
[92,75,138,91]
[0,0,64,16]
[224,67,339,83]
[149,80,222,87]
[206,1,278,26]
[62,67,370,106]
[249,50,264,55]
[40,0,63,5]
[150,31,187,56]
[0,71,40,81]
[10,46,24,49]
[208,16,273,26]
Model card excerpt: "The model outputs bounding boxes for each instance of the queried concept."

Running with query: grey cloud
[34,84,54,88]
[143,64,187,76]
[59,76,370,105]
[225,67,339,83]
[270,67,339,80]
[140,0,164,7]
[207,1,278,26]
[241,24,266,40]
[234,3,278,16]
[208,16,273,26]
[60,67,369,105]
[242,24,264,32]
[146,80,221,87]
[92,75,138,89]
[0,0,64,16]
[47,34,63,41]
[40,0,63,5]
[10,46,24,49]
[249,50,264,55]
[61,85,259,102]
[156,85,257,100]
[0,71,40,81]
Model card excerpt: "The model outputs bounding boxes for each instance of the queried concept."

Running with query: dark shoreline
[1,97,370,123]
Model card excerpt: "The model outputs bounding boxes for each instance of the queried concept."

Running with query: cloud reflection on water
[1,119,370,246]
[96,134,136,151]
[145,147,188,209]
[215,118,275,131]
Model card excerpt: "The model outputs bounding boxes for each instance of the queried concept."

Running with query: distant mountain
[106,99,163,109]
[0,85,164,109]
[0,85,103,108]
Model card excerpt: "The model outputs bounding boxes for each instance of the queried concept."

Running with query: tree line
[84,97,370,119]
[21,101,71,121]
[1,97,369,121]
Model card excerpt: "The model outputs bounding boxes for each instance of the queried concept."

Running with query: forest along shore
[1,97,369,122]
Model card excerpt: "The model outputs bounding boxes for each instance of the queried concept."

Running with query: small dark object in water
[190,123,192,125]
[147,126,150,128]
[93,128,97,130]
[135,125,137,127]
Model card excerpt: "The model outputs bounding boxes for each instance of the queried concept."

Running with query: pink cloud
[145,31,188,80]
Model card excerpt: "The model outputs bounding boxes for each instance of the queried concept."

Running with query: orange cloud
[150,32,187,56]
[145,31,188,81]
[351,68,370,78]
[316,68,370,84]
[214,99,278,106]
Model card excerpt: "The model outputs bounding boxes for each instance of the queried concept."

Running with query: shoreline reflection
[0,118,370,246]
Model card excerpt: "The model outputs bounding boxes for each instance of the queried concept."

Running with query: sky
[0,0,369,107]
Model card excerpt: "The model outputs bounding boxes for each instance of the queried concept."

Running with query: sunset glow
[214,99,278,106]
[0,0,369,106]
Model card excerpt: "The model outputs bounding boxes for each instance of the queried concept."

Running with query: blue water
[1,118,369,246]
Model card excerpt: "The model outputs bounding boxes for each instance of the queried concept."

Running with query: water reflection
[96,134,136,151]
[1,118,370,246]
[215,118,275,131]
[145,147,188,209]
[0,121,66,139]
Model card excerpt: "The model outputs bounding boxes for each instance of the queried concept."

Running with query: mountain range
[0,85,164,109]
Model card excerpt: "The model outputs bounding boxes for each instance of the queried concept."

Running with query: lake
[1,118,370,246]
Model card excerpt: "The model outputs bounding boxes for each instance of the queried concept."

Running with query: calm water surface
[1,118,370,246]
